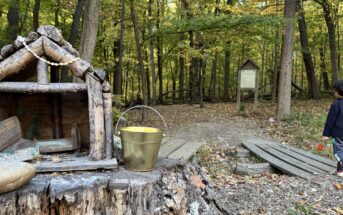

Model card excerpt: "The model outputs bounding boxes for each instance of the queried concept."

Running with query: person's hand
[322,136,330,141]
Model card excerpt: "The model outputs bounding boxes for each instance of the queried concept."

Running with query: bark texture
[277,0,297,120]
[78,0,100,63]
[0,159,222,215]
[0,116,22,152]
[86,74,105,161]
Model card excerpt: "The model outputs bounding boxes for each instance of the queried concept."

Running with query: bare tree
[277,0,297,120]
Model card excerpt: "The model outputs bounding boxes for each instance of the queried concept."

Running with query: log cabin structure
[0,25,113,162]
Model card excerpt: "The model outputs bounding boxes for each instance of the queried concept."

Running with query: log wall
[0,93,90,146]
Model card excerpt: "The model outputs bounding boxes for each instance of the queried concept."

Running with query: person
[322,80,343,177]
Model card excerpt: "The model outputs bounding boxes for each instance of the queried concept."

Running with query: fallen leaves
[333,183,342,190]
[190,175,206,189]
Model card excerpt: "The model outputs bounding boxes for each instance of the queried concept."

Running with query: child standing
[322,80,343,177]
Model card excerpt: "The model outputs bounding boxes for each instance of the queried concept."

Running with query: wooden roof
[0,25,91,81]
[238,59,260,70]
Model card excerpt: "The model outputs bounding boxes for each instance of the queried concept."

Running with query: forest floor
[139,100,343,215]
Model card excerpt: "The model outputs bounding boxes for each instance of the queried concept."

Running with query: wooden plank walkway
[159,139,204,160]
[242,138,343,182]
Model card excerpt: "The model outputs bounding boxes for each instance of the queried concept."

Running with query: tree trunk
[62,0,85,83]
[272,29,280,102]
[223,42,231,101]
[78,0,100,63]
[209,53,218,100]
[277,0,296,120]
[148,0,157,106]
[113,0,125,95]
[157,0,163,103]
[320,46,330,91]
[6,0,20,42]
[68,0,85,45]
[54,0,61,27]
[314,0,339,82]
[0,160,223,215]
[32,0,40,31]
[179,50,185,100]
[130,2,148,107]
[297,0,320,99]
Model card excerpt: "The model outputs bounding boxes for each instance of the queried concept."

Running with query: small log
[61,41,79,57]
[1,44,16,58]
[37,139,77,153]
[14,36,29,50]
[34,155,117,172]
[0,82,87,93]
[37,58,49,85]
[103,93,113,159]
[38,124,80,154]
[87,73,105,160]
[42,37,90,78]
[0,116,22,152]
[27,32,39,41]
[0,37,43,81]
[37,25,64,45]
[102,81,111,93]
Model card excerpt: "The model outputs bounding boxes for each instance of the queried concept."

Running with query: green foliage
[112,107,122,124]
[288,202,314,215]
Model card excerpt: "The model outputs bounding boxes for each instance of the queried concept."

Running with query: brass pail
[115,105,167,172]
[120,126,163,171]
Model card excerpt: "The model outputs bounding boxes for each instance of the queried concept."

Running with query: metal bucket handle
[114,105,167,136]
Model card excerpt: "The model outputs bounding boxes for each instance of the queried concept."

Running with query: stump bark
[0,158,223,215]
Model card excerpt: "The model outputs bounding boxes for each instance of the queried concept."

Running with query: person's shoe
[337,170,343,177]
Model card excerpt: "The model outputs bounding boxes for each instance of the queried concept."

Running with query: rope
[22,38,80,66]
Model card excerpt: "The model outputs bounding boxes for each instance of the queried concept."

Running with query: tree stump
[0,158,223,215]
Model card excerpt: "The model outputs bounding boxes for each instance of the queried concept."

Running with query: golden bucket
[115,105,167,171]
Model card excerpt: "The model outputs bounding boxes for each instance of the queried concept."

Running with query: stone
[236,148,252,158]
[235,163,274,175]
[0,162,36,193]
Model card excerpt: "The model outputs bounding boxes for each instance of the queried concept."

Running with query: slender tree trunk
[179,47,185,100]
[68,0,85,45]
[277,0,297,120]
[61,0,85,82]
[320,46,330,91]
[210,53,218,100]
[148,0,157,105]
[54,0,61,27]
[130,2,148,107]
[314,0,339,82]
[113,0,125,95]
[156,0,163,103]
[297,0,320,99]
[6,0,20,42]
[78,0,100,63]
[32,0,40,31]
[223,42,231,101]
[272,28,280,102]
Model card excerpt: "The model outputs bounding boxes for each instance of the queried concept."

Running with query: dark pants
[333,137,343,162]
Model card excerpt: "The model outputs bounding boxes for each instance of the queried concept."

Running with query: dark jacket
[323,98,343,137]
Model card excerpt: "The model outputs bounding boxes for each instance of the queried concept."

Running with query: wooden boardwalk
[159,138,204,160]
[242,138,343,182]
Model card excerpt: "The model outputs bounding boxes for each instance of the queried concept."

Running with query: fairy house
[0,25,113,162]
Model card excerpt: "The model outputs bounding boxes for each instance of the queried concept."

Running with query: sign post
[237,59,259,109]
